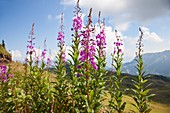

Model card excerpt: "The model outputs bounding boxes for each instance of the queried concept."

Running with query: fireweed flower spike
[78,8,100,112]
[68,0,84,112]
[22,23,54,113]
[34,47,40,66]
[90,11,107,112]
[131,28,155,113]
[27,23,36,55]
[46,49,52,67]
[53,12,69,112]
[25,23,36,66]
[70,0,82,72]
[0,65,14,82]
[109,30,126,113]
[71,0,82,40]
[41,39,47,60]
[72,0,82,32]
[113,30,123,55]
[72,13,82,32]
[69,0,83,78]
[57,13,66,63]
[47,58,51,67]
[0,65,8,82]
[96,12,106,58]
[57,16,66,68]
[79,8,97,70]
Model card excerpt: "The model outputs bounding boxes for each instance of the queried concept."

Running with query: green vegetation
[0,44,11,58]
[1,0,169,112]
[4,61,170,113]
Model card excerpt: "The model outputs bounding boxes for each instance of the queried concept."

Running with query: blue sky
[0,0,170,66]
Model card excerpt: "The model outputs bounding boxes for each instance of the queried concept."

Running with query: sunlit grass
[102,92,170,113]
[7,61,25,73]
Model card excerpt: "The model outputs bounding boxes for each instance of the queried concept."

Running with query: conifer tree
[2,40,5,48]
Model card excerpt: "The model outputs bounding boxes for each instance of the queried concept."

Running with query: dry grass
[7,61,25,74]
[102,92,170,113]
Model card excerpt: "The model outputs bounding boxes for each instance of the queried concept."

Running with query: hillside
[106,71,170,104]
[0,41,12,63]
[0,44,11,57]
[122,50,170,77]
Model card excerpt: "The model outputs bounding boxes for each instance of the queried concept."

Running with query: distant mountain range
[122,50,170,77]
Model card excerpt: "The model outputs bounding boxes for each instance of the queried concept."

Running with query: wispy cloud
[11,50,22,61]
[114,21,130,32]
[141,26,163,42]
[47,14,52,20]
[47,14,61,21]
[60,0,75,5]
[61,0,170,32]
[60,0,170,63]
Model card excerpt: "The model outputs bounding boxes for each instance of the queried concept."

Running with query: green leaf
[132,79,139,85]
[131,89,138,94]
[131,103,139,110]
[146,94,156,99]
[133,96,139,107]
[89,90,94,103]
[144,83,152,90]
[120,76,128,83]
[141,79,148,84]
[141,89,151,96]
[145,108,152,113]
[120,102,126,111]
[134,84,140,90]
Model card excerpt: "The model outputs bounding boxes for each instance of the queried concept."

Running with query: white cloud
[49,49,57,61]
[61,0,170,32]
[105,26,115,57]
[47,46,72,64]
[115,22,130,32]
[62,0,170,21]
[122,27,167,62]
[141,26,163,42]
[65,46,72,61]
[102,25,139,64]
[60,0,170,64]
[11,50,22,61]
[168,41,170,45]
[60,0,75,5]
[56,14,62,20]
[47,14,62,21]
[34,48,42,57]
[123,36,138,61]
[47,14,52,20]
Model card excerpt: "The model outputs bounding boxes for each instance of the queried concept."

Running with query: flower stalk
[131,28,155,113]
[68,0,84,111]
[109,30,126,113]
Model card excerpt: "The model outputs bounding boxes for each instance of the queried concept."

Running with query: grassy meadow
[5,61,170,113]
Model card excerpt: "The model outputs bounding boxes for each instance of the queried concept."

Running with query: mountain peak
[122,50,170,77]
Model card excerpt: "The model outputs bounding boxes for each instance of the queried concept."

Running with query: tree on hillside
[2,40,5,48]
